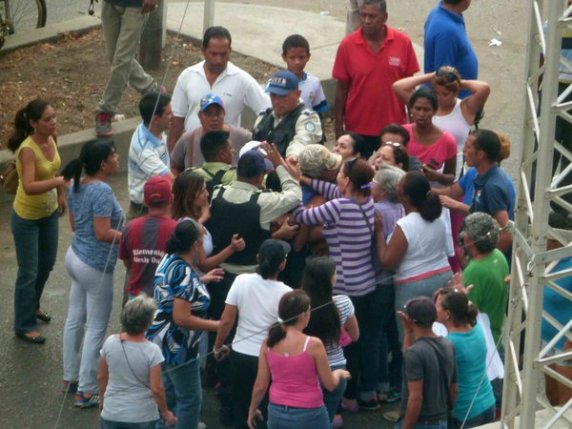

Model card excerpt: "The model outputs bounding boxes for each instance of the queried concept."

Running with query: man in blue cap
[253,70,323,163]
[170,93,252,172]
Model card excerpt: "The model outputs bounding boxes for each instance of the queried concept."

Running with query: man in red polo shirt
[333,0,419,159]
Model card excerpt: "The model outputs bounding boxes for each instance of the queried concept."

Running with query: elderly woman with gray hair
[98,295,177,428]
[460,212,509,346]
[371,165,406,404]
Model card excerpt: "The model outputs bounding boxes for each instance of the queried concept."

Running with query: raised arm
[460,80,491,124]
[392,72,435,105]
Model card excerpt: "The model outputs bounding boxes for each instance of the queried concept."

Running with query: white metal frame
[502,1,572,428]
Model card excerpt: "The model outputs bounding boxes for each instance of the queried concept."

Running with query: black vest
[207,187,271,266]
[252,104,306,157]
[190,166,236,202]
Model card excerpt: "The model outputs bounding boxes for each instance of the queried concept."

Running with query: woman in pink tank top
[247,290,350,429]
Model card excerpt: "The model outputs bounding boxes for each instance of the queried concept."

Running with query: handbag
[0,160,18,194]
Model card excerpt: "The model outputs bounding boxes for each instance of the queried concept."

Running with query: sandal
[36,310,52,323]
[16,332,46,345]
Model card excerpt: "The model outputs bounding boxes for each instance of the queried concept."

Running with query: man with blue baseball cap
[170,92,253,173]
[253,70,323,162]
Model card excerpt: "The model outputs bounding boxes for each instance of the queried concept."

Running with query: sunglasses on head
[384,141,402,148]
[436,69,459,82]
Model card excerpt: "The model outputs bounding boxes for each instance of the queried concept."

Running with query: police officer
[253,70,323,163]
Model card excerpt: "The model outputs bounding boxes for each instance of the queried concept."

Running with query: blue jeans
[451,405,495,429]
[158,358,201,429]
[11,209,58,334]
[267,404,329,429]
[394,419,447,429]
[323,365,347,422]
[99,417,157,429]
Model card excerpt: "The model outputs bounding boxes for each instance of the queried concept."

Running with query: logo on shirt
[388,56,401,67]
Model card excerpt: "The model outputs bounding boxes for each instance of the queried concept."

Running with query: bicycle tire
[4,0,47,33]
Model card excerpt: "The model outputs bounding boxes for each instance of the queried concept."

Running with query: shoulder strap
[356,202,373,234]
[419,337,453,411]
[303,336,311,352]
[249,191,262,203]
[191,166,215,180]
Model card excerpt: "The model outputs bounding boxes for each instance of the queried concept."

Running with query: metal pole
[503,1,572,428]
[203,0,215,34]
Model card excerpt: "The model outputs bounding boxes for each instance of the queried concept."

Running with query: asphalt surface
[1,1,529,427]
[0,173,398,429]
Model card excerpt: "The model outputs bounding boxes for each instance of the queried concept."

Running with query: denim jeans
[158,358,201,429]
[99,417,157,429]
[323,365,347,422]
[451,405,495,429]
[98,2,155,114]
[394,271,453,342]
[344,287,385,399]
[267,404,330,429]
[63,247,114,393]
[394,419,447,429]
[11,209,58,334]
[378,283,402,391]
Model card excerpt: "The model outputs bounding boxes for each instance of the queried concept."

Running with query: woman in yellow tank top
[8,98,66,345]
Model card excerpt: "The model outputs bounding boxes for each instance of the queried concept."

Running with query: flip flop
[36,311,52,323]
[16,332,46,345]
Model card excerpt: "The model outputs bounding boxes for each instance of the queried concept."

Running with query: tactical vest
[190,166,236,201]
[252,104,306,157]
[207,187,271,266]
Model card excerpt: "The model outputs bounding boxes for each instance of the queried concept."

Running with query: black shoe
[36,311,52,323]
[358,398,381,411]
[16,332,46,345]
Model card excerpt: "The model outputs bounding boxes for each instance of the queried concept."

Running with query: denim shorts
[268,403,329,429]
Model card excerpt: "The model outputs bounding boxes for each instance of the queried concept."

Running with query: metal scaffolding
[502,1,572,428]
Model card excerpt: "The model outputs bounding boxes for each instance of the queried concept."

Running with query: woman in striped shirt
[294,158,383,411]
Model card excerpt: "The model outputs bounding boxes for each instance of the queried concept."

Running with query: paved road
[1,1,528,427]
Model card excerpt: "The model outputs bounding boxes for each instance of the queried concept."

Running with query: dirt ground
[0,27,283,149]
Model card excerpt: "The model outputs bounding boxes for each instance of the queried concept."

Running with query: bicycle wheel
[3,0,47,34]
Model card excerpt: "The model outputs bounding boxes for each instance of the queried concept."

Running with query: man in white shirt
[127,92,174,220]
[168,26,270,150]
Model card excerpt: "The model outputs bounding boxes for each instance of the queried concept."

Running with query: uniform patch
[305,121,316,132]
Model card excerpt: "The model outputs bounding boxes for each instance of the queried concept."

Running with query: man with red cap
[119,175,177,299]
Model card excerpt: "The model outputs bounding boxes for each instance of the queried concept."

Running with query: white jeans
[63,247,114,394]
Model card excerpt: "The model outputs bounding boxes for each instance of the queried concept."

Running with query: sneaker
[358,397,381,411]
[383,410,400,422]
[95,112,113,137]
[332,414,344,429]
[384,388,401,404]
[62,381,78,394]
[340,398,359,413]
[74,391,99,408]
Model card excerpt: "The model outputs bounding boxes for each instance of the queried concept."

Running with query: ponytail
[267,323,287,348]
[418,190,442,221]
[61,138,116,193]
[267,290,310,348]
[7,99,51,152]
[401,172,442,221]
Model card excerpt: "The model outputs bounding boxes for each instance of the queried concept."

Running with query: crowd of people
[5,1,572,429]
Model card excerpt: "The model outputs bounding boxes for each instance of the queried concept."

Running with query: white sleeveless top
[433,99,471,180]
